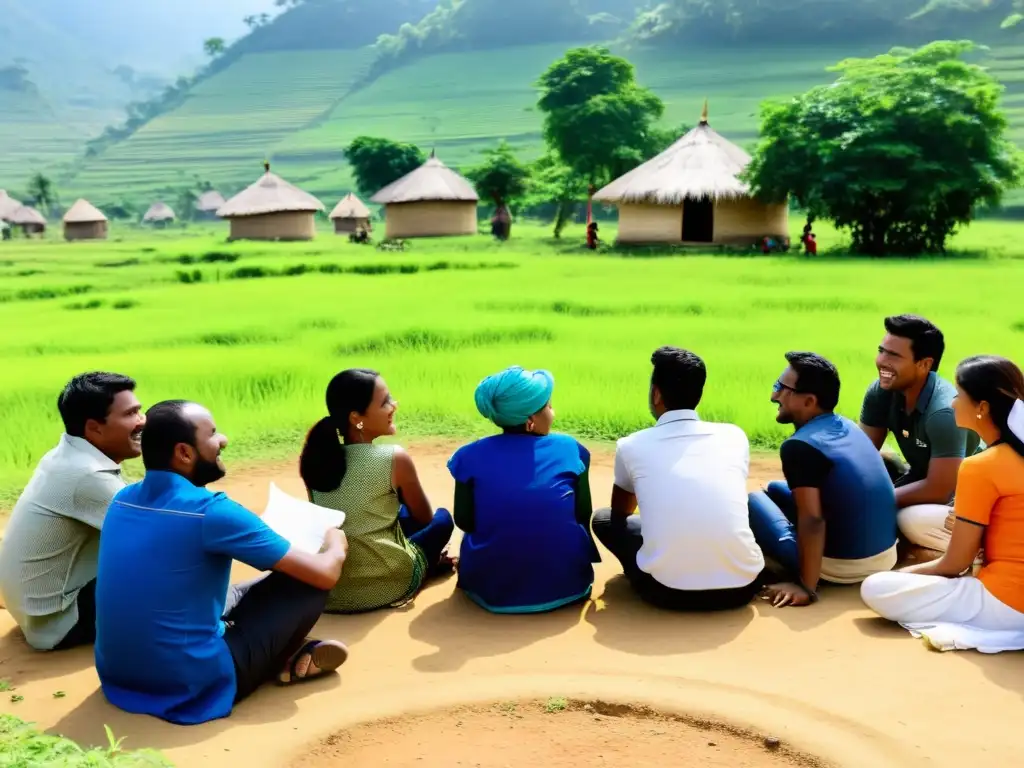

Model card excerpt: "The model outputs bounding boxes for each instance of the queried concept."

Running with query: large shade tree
[745,40,1022,255]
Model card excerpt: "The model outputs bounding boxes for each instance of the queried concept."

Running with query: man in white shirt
[592,347,766,610]
[0,372,145,650]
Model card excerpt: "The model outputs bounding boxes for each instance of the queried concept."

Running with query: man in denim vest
[749,352,899,607]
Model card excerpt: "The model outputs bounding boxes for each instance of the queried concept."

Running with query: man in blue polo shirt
[748,352,898,607]
[95,400,350,725]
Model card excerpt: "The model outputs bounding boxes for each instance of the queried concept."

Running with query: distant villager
[593,101,789,246]
[371,152,479,239]
[142,202,176,227]
[490,203,511,241]
[8,205,47,236]
[195,190,227,220]
[329,193,372,235]
[216,162,325,241]
[62,199,109,241]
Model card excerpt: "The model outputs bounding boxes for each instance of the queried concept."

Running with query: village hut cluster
[1,103,785,246]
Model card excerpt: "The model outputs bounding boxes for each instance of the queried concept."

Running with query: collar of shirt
[893,372,938,417]
[656,409,700,426]
[61,434,120,472]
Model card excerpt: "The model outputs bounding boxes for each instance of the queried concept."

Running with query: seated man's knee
[765,481,791,503]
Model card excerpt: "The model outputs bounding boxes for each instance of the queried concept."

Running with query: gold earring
[977,414,983,420]
[357,422,364,430]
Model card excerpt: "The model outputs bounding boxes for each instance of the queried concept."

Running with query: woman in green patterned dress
[299,369,455,613]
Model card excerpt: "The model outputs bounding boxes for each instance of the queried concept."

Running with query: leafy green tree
[345,136,425,198]
[535,46,666,236]
[746,40,1022,255]
[467,141,530,208]
[203,37,226,58]
[25,173,56,214]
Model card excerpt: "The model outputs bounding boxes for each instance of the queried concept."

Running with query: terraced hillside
[59,38,1024,207]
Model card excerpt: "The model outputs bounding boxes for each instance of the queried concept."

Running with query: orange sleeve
[953,455,1000,526]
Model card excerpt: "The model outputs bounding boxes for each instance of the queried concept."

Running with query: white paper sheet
[260,482,346,555]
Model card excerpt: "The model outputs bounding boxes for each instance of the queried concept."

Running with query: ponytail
[299,367,380,493]
[299,417,347,493]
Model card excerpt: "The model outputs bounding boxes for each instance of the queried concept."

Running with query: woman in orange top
[860,355,1024,652]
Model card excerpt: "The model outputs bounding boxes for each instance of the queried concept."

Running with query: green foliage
[25,173,57,214]
[345,136,426,198]
[746,40,1023,255]
[204,37,227,58]
[0,714,172,766]
[466,141,531,207]
[537,46,665,186]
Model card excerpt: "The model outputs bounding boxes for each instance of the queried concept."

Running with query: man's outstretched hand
[761,582,813,608]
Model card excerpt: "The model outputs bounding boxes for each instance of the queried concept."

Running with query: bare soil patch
[291,698,829,768]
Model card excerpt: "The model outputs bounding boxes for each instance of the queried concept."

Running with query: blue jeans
[747,481,799,576]
[399,506,455,575]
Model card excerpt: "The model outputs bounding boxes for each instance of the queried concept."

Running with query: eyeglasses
[773,379,801,394]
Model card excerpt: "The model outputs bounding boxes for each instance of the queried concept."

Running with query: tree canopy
[466,141,531,207]
[745,40,1023,255]
[536,46,666,187]
[344,136,426,198]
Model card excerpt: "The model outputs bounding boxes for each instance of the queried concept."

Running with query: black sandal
[277,639,349,685]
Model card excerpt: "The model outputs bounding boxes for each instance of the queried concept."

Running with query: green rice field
[1,218,1022,507]
[43,39,1024,206]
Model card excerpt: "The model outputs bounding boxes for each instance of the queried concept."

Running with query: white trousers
[861,571,1024,652]
[897,504,951,552]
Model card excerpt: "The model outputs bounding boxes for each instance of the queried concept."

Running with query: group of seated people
[1,313,1022,727]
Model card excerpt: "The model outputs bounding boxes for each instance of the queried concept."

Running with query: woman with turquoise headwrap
[447,366,600,613]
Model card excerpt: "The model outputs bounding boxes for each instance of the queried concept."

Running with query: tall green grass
[0,715,170,766]
[0,220,1021,505]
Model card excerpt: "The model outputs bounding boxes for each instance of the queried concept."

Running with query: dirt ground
[291,699,827,768]
[2,440,1023,767]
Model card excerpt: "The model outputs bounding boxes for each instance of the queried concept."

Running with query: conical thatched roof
[0,190,22,220]
[330,192,371,220]
[8,205,46,226]
[63,198,108,224]
[217,164,325,218]
[196,190,226,212]
[370,154,478,205]
[143,201,176,222]
[594,104,753,204]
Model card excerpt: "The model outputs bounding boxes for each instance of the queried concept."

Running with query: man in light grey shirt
[0,372,144,650]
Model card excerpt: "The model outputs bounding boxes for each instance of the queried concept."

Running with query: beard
[193,456,226,487]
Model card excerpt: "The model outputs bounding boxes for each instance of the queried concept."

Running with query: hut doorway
[682,197,714,243]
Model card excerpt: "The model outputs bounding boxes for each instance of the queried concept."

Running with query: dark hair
[650,346,706,411]
[57,372,136,437]
[884,314,945,373]
[141,400,198,471]
[786,351,841,412]
[299,368,379,493]
[956,356,1024,458]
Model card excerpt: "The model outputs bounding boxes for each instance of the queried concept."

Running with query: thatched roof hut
[8,205,46,235]
[143,201,176,226]
[329,193,372,234]
[0,190,22,220]
[195,190,226,219]
[593,102,788,246]
[217,163,325,241]
[371,153,478,239]
[63,199,109,241]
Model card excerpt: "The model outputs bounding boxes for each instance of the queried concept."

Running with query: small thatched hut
[593,103,788,246]
[8,205,46,236]
[143,201,176,227]
[195,190,226,220]
[329,193,372,234]
[217,164,325,241]
[371,153,478,239]
[0,190,22,221]
[63,199,109,241]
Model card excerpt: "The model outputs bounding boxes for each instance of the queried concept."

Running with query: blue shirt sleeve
[202,495,291,572]
[574,437,590,475]
[447,444,474,484]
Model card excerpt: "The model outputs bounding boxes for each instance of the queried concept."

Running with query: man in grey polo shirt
[0,372,144,650]
[859,315,979,555]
